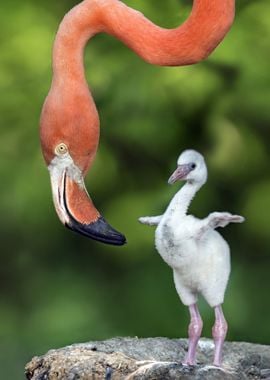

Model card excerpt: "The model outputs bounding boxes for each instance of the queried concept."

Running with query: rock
[25,337,270,380]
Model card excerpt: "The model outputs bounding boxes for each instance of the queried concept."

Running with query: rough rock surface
[25,337,270,380]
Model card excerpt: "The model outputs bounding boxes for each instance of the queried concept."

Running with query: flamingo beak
[168,164,193,184]
[49,166,126,245]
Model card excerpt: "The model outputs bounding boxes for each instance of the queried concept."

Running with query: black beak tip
[65,216,127,246]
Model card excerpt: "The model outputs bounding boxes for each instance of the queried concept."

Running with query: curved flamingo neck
[52,0,235,82]
[52,2,100,83]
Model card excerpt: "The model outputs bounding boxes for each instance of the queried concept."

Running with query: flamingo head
[168,149,208,186]
[40,121,126,246]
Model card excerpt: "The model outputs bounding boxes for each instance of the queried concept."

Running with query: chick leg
[183,303,203,365]
[212,305,228,366]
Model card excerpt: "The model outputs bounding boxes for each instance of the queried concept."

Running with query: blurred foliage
[1,0,270,378]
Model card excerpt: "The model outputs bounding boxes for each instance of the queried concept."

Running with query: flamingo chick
[139,149,244,366]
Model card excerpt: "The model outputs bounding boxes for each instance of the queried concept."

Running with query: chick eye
[55,143,68,156]
[190,163,196,170]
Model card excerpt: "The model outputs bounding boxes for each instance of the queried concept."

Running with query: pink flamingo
[40,0,235,245]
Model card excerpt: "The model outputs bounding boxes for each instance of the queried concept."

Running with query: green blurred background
[1,0,270,378]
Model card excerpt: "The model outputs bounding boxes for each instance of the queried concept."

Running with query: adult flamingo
[40,0,235,245]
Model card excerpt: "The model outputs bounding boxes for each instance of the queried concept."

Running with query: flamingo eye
[55,143,68,156]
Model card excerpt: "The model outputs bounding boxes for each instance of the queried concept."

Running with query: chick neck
[164,180,203,220]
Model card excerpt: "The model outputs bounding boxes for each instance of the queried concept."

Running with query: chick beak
[168,164,192,184]
[49,169,126,245]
